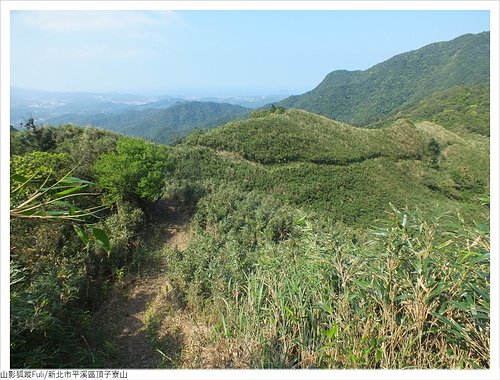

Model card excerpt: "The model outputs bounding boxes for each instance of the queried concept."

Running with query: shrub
[93,138,172,208]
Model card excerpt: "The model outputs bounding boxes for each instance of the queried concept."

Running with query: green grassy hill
[187,109,430,164]
[176,108,488,226]
[277,32,489,126]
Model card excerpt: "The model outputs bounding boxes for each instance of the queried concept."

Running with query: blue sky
[10,10,489,97]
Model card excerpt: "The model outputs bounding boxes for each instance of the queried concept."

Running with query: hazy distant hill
[128,97,186,111]
[48,101,251,144]
[10,87,155,126]
[10,87,285,127]
[196,94,289,109]
[278,32,489,126]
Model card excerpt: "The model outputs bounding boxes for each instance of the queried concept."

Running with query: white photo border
[1,1,498,380]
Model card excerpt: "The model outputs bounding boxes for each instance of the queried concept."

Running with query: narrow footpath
[101,200,192,368]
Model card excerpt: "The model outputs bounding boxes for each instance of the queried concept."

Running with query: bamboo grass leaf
[92,227,111,254]
[53,185,88,198]
[73,225,90,245]
[60,176,95,185]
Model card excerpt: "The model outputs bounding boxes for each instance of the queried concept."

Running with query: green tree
[17,118,57,153]
[93,138,172,208]
[427,138,441,168]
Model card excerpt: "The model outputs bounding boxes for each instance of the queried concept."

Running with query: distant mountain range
[47,101,252,144]
[10,32,490,144]
[10,87,286,143]
[10,87,287,127]
[10,87,157,125]
[278,32,489,126]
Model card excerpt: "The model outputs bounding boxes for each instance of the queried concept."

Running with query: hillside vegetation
[370,85,490,136]
[278,32,489,126]
[161,188,489,368]
[179,108,488,225]
[48,101,251,144]
[9,104,490,369]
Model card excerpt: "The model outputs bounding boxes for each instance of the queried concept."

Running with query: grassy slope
[164,108,490,369]
[277,32,489,126]
[178,109,488,226]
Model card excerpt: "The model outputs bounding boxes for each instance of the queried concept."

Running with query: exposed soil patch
[110,275,167,368]
[151,200,193,251]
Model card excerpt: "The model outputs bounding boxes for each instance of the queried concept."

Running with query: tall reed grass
[166,202,489,368]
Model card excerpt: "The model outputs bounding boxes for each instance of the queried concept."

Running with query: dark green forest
[9,31,491,369]
[369,85,490,136]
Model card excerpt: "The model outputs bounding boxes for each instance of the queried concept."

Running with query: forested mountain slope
[277,32,489,126]
[369,84,490,136]
[48,101,251,144]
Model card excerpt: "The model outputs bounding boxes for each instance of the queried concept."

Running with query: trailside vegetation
[93,138,172,208]
[161,189,489,368]
[10,124,172,367]
[10,102,489,368]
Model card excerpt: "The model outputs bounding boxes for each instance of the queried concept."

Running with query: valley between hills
[9,31,490,369]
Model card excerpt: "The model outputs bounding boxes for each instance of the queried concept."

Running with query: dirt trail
[155,202,192,251]
[103,200,192,368]
[111,275,167,368]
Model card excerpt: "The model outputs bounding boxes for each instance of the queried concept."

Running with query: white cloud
[42,44,153,61]
[16,10,176,33]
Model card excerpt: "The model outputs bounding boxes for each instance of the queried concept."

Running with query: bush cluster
[10,125,171,367]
